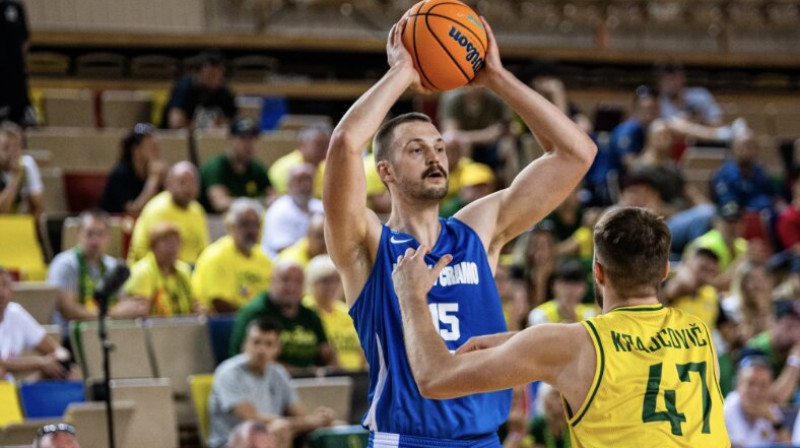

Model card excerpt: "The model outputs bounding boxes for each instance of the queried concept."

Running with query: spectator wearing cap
[162,51,236,130]
[0,266,74,381]
[99,123,165,216]
[128,162,209,265]
[657,61,722,126]
[122,222,196,317]
[440,162,495,218]
[745,299,800,404]
[201,117,272,213]
[260,164,323,258]
[712,129,779,212]
[277,214,326,268]
[0,122,43,219]
[527,260,596,326]
[724,354,790,446]
[34,423,81,448]
[662,248,721,330]
[268,125,331,199]
[302,255,365,371]
[193,198,272,314]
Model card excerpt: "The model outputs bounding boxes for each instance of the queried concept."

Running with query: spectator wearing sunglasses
[34,423,80,448]
[99,123,166,216]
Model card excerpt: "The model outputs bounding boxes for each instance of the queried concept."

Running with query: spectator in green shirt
[201,117,272,213]
[746,299,800,405]
[229,261,337,371]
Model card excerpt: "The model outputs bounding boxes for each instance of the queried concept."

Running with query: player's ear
[661,261,670,282]
[377,160,394,183]
[593,259,605,285]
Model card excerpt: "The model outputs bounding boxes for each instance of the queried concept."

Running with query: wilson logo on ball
[448,26,484,73]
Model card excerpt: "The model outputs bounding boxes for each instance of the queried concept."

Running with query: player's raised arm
[392,246,593,400]
[455,19,597,256]
[323,18,428,303]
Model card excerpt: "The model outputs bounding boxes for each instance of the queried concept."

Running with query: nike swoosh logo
[390,236,413,244]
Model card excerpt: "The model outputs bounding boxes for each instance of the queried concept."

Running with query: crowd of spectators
[2,52,800,446]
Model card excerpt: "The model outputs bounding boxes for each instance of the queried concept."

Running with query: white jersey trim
[363,333,388,432]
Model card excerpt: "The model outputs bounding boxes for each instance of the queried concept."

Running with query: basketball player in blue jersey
[323,16,596,448]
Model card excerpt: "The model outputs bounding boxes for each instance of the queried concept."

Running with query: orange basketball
[401,0,488,92]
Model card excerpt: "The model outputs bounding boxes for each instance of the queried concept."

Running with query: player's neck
[386,198,442,247]
[603,296,661,313]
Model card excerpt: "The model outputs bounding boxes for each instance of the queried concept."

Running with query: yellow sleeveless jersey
[567,304,729,448]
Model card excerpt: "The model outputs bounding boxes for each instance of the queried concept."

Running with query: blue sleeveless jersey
[350,217,512,441]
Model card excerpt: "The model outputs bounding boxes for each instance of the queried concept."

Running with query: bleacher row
[2,285,368,447]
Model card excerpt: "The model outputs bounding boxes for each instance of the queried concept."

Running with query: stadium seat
[0,420,61,446]
[145,317,216,424]
[131,54,178,79]
[39,167,68,215]
[11,282,58,325]
[72,320,155,381]
[277,114,333,131]
[75,52,126,78]
[26,51,70,77]
[0,381,24,426]
[101,90,154,129]
[291,377,353,425]
[18,380,86,419]
[26,127,124,171]
[111,378,179,448]
[188,374,214,445]
[41,89,96,128]
[231,55,278,81]
[195,129,298,168]
[63,171,108,213]
[0,215,47,281]
[65,400,135,448]
[206,314,236,365]
[156,130,192,166]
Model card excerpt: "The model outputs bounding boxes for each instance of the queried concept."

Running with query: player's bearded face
[394,161,449,201]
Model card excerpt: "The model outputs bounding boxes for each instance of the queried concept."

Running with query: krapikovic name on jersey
[393,259,480,287]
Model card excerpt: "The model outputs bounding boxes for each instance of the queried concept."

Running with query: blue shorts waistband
[368,431,500,448]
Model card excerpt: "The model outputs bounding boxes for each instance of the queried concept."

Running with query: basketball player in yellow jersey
[392,207,729,448]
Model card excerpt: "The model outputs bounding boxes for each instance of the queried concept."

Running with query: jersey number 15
[428,303,460,341]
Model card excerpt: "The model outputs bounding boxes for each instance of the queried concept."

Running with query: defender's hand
[392,245,452,302]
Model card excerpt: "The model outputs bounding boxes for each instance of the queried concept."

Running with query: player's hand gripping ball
[401,0,488,91]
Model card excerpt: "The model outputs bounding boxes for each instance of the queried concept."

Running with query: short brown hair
[593,207,671,298]
[148,222,181,249]
[372,112,432,164]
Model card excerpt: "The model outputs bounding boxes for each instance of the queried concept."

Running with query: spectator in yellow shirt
[268,125,330,198]
[128,162,209,265]
[193,198,273,313]
[301,255,365,371]
[122,222,196,317]
[277,214,326,268]
[663,247,721,330]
